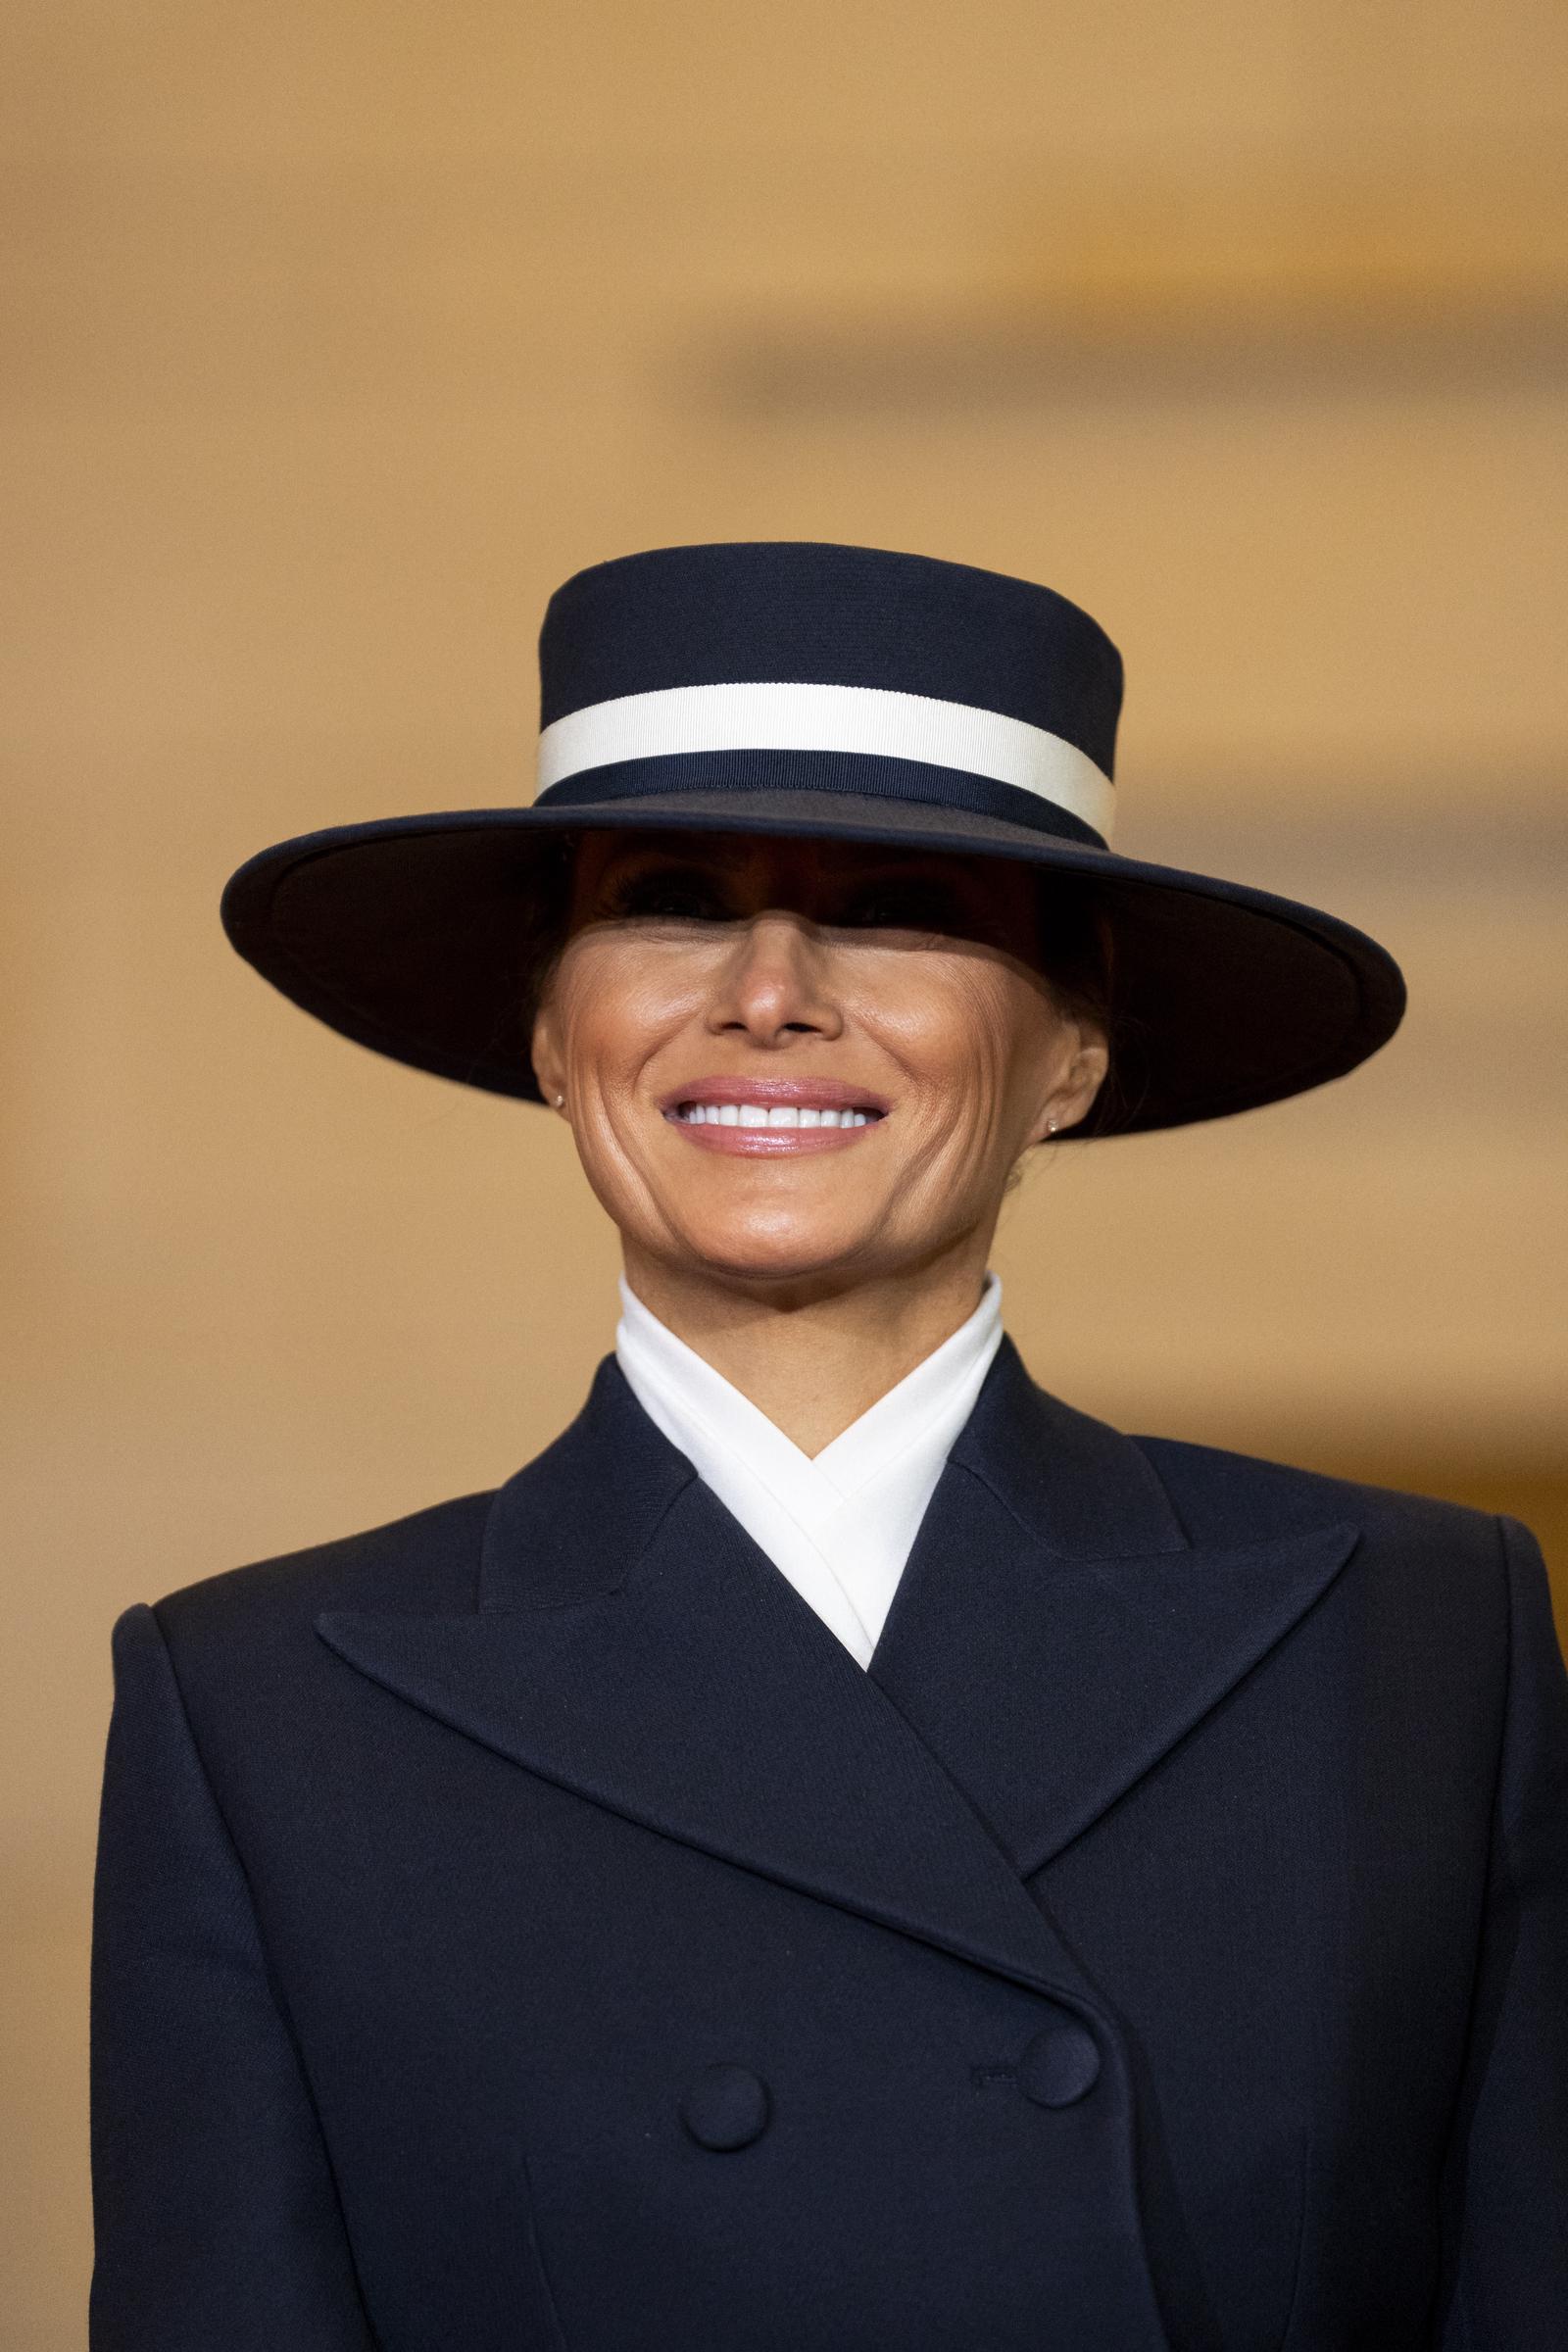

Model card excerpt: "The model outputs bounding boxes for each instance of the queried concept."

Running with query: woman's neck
[618,1243,995,1456]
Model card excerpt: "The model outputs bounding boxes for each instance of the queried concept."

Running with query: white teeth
[678,1100,881,1128]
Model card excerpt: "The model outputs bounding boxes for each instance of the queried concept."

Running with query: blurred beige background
[4,3,1565,2340]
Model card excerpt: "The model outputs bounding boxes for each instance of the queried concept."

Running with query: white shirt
[613,1271,1004,1668]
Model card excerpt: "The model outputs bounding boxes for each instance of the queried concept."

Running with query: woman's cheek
[602,946,713,1061]
[562,948,680,1094]
[893,977,1009,1126]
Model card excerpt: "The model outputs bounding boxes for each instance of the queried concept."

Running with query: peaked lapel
[316,1345,1357,2009]
[866,1340,1359,1876]
[318,1356,1094,2007]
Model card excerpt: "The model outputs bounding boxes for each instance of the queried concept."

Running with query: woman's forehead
[578,828,1004,878]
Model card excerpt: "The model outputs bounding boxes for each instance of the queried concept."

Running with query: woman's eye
[837,885,961,930]
[606,873,731,920]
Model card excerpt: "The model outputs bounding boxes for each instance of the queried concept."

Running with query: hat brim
[219,785,1405,1139]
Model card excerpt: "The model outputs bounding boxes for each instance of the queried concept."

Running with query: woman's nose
[706,911,844,1044]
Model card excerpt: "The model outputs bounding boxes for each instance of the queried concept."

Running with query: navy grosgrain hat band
[534,681,1116,849]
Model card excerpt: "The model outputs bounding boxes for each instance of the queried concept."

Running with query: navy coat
[89,1338,1568,2350]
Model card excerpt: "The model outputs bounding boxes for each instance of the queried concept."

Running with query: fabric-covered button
[1018,2018,1101,2107]
[679,2062,771,2150]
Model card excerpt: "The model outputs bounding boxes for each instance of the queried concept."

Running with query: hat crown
[538,540,1123,776]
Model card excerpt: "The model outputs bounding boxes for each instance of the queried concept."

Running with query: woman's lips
[659,1078,891,1156]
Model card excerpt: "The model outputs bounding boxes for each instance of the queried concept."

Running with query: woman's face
[530,829,1107,1293]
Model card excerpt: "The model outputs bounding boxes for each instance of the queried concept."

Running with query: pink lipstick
[659,1075,891,1156]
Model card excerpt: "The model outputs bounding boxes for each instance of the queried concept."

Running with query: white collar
[613,1272,1004,1666]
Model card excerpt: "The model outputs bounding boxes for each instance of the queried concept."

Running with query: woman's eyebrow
[601,838,751,873]
[828,862,970,889]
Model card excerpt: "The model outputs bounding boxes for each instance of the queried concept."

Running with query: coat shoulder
[141,1485,501,1660]
[1131,1430,1503,1563]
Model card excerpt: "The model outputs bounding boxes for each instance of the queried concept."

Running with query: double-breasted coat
[88,1337,1568,2350]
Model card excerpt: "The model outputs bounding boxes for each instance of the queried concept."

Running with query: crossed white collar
[613,1270,1004,1667]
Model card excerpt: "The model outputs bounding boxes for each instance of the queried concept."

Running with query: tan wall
[5,4,1565,2339]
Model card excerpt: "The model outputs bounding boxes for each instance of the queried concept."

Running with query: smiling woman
[526,828,1109,1443]
[90,543,1568,2351]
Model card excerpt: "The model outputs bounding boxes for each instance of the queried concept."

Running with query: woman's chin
[661,1213,890,1289]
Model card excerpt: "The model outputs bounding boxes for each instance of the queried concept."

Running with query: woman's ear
[530,1000,565,1111]
[1028,1024,1109,1145]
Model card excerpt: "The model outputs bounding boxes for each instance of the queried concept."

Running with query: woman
[89,542,1566,2350]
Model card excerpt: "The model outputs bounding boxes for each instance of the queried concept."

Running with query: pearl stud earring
[554,1094,565,1109]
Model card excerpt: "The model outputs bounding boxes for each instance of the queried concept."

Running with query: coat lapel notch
[866,1340,1361,1877]
[316,1358,1097,2007]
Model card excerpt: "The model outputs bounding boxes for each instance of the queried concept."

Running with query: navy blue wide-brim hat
[220,541,1405,1139]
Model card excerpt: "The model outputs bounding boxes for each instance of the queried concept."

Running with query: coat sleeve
[89,1600,378,2351]
[1436,1514,1568,2349]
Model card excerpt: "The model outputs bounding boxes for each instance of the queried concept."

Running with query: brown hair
[1028,869,1121,1136]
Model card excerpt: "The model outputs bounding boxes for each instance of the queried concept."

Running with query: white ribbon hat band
[536,680,1116,845]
